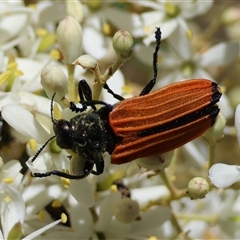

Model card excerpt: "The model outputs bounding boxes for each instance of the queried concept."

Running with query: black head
[53,119,74,150]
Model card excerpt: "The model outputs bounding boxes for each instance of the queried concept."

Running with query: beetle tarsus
[103,83,125,101]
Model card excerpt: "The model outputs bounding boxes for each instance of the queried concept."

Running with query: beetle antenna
[31,92,57,163]
[31,135,56,162]
[152,27,161,82]
[139,27,162,96]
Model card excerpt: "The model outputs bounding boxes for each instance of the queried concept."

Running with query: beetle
[30,27,222,179]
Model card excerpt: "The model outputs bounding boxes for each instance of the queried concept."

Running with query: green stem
[160,170,177,199]
[176,212,219,223]
[171,211,183,237]
[67,64,76,102]
[208,144,216,169]
[92,56,128,100]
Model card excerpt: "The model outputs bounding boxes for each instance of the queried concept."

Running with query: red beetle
[31,28,222,179]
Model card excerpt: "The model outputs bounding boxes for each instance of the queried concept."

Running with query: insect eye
[54,119,73,149]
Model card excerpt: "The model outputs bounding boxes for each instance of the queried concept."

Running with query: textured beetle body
[30,28,222,180]
[109,79,221,164]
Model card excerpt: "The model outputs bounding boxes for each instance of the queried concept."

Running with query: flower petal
[235,104,240,147]
[2,104,49,143]
[131,206,171,234]
[69,179,95,207]
[168,26,192,60]
[200,42,239,67]
[0,182,25,239]
[209,163,240,188]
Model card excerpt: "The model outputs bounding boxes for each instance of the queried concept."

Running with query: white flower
[0,182,25,239]
[209,104,240,189]
[172,189,240,238]
[56,16,83,64]
[131,0,213,45]
[2,103,95,207]
[136,27,239,85]
[41,65,68,100]
[135,26,238,119]
[81,3,136,60]
[0,2,32,52]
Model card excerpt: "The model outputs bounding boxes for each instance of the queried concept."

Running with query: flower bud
[203,112,226,146]
[187,177,209,199]
[136,151,174,170]
[114,198,140,224]
[41,65,67,100]
[66,1,84,23]
[222,6,240,25]
[73,54,98,70]
[56,16,82,64]
[112,30,133,58]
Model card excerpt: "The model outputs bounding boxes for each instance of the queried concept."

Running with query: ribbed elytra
[110,79,221,164]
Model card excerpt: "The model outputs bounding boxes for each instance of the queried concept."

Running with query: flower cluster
[0,1,240,239]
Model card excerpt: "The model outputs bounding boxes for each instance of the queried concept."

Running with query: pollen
[164,2,180,18]
[186,29,193,40]
[61,213,67,223]
[2,177,14,184]
[29,139,38,151]
[149,236,158,240]
[50,49,61,60]
[102,23,111,36]
[36,28,48,37]
[61,176,70,188]
[122,85,133,95]
[144,25,151,35]
[4,195,12,203]
[52,199,62,207]
[110,184,118,192]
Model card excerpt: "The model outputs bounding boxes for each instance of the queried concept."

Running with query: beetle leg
[70,100,112,113]
[31,160,95,179]
[90,157,105,175]
[69,102,86,113]
[103,83,125,101]
[78,79,93,102]
[139,27,161,96]
[78,80,97,111]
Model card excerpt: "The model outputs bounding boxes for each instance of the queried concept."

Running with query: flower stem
[171,211,183,236]
[160,170,177,199]
[92,56,128,100]
[208,144,216,169]
[67,64,75,102]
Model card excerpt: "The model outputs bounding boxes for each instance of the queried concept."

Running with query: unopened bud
[66,1,84,23]
[187,177,209,199]
[112,30,133,58]
[73,54,98,70]
[41,65,67,100]
[203,112,226,146]
[222,6,240,25]
[56,16,82,63]
[136,151,174,170]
